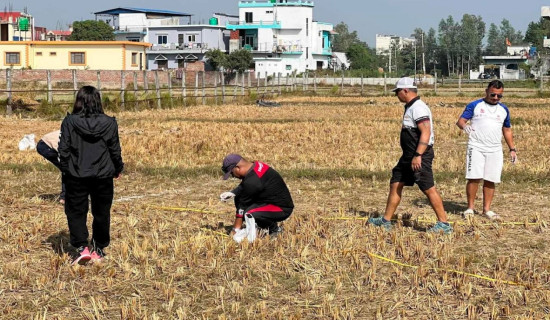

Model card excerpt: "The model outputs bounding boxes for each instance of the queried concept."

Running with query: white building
[227,0,334,77]
[375,34,414,55]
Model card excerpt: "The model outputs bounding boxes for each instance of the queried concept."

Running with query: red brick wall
[1,67,257,90]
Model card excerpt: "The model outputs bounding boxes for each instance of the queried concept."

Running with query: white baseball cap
[392,77,417,92]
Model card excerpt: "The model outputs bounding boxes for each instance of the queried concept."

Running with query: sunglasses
[489,93,503,99]
[394,89,403,95]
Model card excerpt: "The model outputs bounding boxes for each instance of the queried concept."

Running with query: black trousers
[36,140,65,199]
[236,200,292,232]
[64,176,113,249]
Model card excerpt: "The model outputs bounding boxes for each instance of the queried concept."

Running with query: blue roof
[94,7,192,16]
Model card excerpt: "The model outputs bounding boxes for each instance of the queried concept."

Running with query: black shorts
[390,147,435,191]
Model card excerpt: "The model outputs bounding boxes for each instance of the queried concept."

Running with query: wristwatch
[509,148,516,152]
[413,152,423,157]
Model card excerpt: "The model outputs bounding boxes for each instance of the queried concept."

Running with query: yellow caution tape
[200,227,231,238]
[321,216,542,226]
[366,252,526,287]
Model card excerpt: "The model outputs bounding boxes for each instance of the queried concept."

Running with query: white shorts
[465,147,503,183]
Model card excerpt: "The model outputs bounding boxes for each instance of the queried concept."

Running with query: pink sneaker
[90,249,105,263]
[72,246,92,266]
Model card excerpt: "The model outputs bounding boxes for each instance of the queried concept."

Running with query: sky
[13,0,550,46]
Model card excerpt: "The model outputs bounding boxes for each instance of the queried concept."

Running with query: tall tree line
[335,15,550,76]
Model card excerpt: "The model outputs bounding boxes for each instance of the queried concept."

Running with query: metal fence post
[155,70,161,109]
[6,69,12,114]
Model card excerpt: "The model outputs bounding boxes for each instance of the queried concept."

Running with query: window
[157,35,168,44]
[178,59,185,68]
[6,52,20,65]
[131,52,138,66]
[36,52,43,56]
[187,34,196,42]
[50,52,57,56]
[70,52,85,65]
[286,65,291,70]
[245,12,253,23]
[178,34,184,44]
[157,60,168,70]
[306,18,308,36]
[306,47,308,59]
[266,10,273,13]
[127,37,140,42]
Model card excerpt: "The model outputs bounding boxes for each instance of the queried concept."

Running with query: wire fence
[3,68,548,114]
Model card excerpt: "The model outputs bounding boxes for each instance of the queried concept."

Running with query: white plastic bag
[18,134,36,151]
[232,214,258,243]
[245,214,257,243]
[232,228,248,243]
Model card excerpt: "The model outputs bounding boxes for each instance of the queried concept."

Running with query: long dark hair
[72,86,104,116]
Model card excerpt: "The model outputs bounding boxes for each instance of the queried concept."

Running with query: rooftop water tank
[209,17,218,25]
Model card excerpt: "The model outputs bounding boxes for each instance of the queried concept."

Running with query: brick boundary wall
[0,68,259,91]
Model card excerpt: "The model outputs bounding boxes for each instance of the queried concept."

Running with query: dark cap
[221,153,243,180]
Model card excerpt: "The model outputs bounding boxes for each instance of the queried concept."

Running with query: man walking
[456,80,517,220]
[368,77,452,234]
[220,154,294,239]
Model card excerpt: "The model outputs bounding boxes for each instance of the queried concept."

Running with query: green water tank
[209,17,218,25]
[270,0,276,3]
[19,17,30,31]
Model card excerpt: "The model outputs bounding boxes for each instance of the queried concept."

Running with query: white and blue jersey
[460,99,511,152]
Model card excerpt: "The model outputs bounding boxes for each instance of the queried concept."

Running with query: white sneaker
[485,211,502,220]
[463,208,475,218]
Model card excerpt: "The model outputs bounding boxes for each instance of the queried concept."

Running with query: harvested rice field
[1,94,550,319]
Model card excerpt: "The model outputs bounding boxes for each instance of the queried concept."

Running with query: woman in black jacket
[58,86,123,265]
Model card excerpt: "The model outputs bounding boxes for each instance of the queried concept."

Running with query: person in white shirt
[456,80,517,220]
[369,77,452,234]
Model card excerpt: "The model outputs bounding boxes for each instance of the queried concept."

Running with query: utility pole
[414,39,417,82]
[421,32,426,76]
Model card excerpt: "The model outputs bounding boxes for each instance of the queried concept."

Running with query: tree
[332,22,366,52]
[424,28,439,75]
[459,14,485,75]
[68,20,114,41]
[485,23,501,55]
[205,49,227,71]
[485,19,523,55]
[524,18,550,51]
[223,49,253,73]
[438,16,459,75]
[346,43,376,70]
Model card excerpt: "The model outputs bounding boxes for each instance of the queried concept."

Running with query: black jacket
[232,161,294,212]
[59,113,123,179]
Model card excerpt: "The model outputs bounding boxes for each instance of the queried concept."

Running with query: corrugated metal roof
[94,7,192,16]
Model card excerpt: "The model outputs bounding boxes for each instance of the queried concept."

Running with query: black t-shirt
[232,162,294,211]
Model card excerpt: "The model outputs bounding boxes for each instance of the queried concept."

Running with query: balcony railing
[150,43,209,51]
[243,42,303,53]
[226,20,281,30]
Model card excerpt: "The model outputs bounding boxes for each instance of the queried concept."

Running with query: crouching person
[220,154,293,241]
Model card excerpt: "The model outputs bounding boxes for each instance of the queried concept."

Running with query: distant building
[95,7,235,70]
[34,26,47,41]
[226,0,334,77]
[46,29,72,41]
[470,56,528,80]
[1,41,150,70]
[375,34,414,55]
[0,11,34,41]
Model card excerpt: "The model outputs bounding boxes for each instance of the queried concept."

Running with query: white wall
[119,13,147,30]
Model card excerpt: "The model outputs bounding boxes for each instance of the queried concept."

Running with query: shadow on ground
[38,193,61,202]
[45,231,72,255]
[411,198,467,215]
